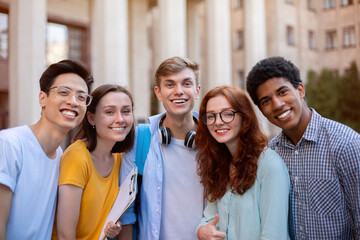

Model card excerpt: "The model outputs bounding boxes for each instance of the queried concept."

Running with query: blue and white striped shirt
[269,109,360,240]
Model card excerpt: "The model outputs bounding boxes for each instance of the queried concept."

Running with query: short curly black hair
[246,56,302,106]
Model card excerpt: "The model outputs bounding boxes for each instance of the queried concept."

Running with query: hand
[104,220,122,238]
[197,214,226,240]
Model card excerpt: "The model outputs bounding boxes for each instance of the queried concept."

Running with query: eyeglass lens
[202,109,237,125]
[52,86,92,106]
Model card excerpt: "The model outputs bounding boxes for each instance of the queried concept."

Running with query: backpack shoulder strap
[135,123,151,175]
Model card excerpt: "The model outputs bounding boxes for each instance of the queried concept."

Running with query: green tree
[306,61,360,133]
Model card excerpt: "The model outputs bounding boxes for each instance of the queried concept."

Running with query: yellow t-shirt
[52,140,122,240]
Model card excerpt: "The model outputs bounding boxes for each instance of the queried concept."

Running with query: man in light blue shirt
[122,56,204,239]
[246,56,360,239]
[0,60,93,240]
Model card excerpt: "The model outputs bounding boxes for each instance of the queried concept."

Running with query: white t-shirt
[160,137,204,240]
[0,125,62,240]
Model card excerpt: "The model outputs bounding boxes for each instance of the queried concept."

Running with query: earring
[92,125,95,129]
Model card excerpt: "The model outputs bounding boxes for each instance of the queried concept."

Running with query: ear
[154,86,162,101]
[87,112,95,126]
[39,91,47,108]
[195,85,201,99]
[298,83,306,99]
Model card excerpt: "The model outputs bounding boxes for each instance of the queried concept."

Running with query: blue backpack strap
[135,123,151,175]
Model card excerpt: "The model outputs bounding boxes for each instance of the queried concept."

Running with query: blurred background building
[0,0,359,139]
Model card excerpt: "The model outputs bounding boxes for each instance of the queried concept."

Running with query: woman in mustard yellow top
[53,84,135,240]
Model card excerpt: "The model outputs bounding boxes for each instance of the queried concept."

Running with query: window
[233,0,243,8]
[234,30,244,49]
[287,26,295,46]
[0,13,8,60]
[307,0,315,10]
[341,0,353,6]
[46,22,86,66]
[308,31,315,50]
[324,0,335,9]
[343,26,355,47]
[326,30,337,50]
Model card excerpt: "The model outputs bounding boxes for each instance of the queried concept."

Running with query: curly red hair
[195,86,268,202]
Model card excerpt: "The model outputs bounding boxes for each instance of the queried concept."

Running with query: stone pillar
[129,0,150,122]
[157,0,187,63]
[9,0,46,126]
[244,0,267,73]
[244,0,278,137]
[91,0,129,88]
[205,0,232,91]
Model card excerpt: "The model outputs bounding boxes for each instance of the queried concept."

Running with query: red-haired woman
[196,86,290,240]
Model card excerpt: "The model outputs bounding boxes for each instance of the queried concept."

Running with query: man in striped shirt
[246,56,360,240]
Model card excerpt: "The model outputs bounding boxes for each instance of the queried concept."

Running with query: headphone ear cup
[159,127,171,145]
[184,131,196,148]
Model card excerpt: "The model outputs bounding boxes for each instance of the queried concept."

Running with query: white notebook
[99,167,137,240]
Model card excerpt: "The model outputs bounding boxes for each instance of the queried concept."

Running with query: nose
[173,84,184,95]
[115,111,124,123]
[272,96,284,111]
[67,94,79,106]
[214,113,224,125]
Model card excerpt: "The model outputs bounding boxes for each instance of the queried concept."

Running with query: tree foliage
[306,61,360,133]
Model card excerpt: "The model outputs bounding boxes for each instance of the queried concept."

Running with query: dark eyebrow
[59,86,87,94]
[258,85,289,103]
[276,86,289,92]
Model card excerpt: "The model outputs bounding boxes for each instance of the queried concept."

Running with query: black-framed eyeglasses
[201,109,240,126]
[49,86,92,106]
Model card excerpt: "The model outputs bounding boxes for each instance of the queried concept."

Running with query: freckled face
[206,95,242,156]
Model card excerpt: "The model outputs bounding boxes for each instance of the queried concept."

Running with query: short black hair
[40,59,94,94]
[246,56,302,106]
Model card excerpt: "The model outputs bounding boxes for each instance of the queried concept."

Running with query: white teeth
[111,127,124,131]
[216,129,228,133]
[62,110,76,117]
[173,100,186,103]
[278,110,290,119]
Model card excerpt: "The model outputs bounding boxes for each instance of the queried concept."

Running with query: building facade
[0,0,359,138]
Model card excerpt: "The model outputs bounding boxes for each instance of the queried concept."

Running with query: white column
[9,0,46,127]
[205,0,232,91]
[244,0,267,73]
[158,0,186,63]
[244,0,277,137]
[91,0,129,88]
[187,0,202,64]
[129,0,150,122]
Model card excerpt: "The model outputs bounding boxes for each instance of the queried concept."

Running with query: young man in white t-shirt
[122,56,204,239]
[0,60,93,240]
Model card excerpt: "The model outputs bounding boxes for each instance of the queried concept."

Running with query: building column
[244,0,267,73]
[91,0,129,88]
[205,0,232,91]
[157,0,187,63]
[244,0,277,137]
[9,0,46,127]
[129,0,150,122]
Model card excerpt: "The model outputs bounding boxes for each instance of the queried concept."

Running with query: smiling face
[87,91,134,147]
[256,77,311,143]
[206,95,242,156]
[40,73,88,133]
[154,68,200,118]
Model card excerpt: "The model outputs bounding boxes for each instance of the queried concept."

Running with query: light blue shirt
[198,148,290,240]
[121,112,202,240]
[0,126,62,240]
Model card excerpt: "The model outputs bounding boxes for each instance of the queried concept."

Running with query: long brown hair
[195,86,268,202]
[74,84,135,153]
